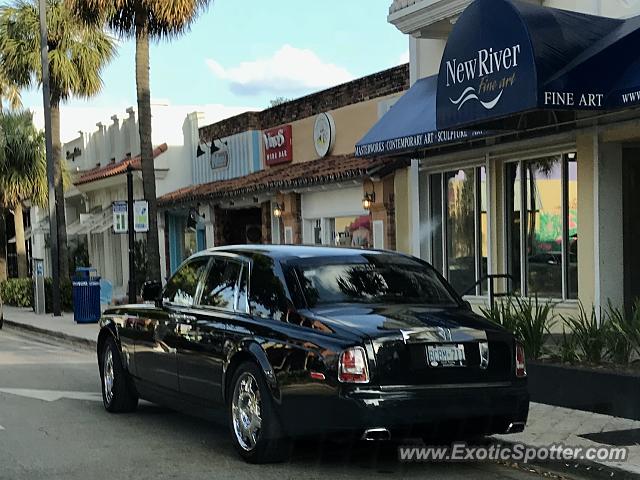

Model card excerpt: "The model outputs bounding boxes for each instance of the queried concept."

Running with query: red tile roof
[158,154,389,207]
[75,143,168,186]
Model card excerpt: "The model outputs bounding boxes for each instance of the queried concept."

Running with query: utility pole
[38,0,61,316]
[127,165,136,304]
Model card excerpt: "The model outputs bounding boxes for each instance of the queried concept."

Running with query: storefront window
[429,174,443,275]
[446,168,477,295]
[505,162,522,294]
[427,166,486,296]
[305,215,372,248]
[504,153,578,300]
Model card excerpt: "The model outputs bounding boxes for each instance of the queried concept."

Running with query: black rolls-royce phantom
[98,245,529,463]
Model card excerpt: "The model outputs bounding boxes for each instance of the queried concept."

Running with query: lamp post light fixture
[196,138,228,157]
[273,203,284,218]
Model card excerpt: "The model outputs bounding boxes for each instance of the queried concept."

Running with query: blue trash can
[72,267,101,324]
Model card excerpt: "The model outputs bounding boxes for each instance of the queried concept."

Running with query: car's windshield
[294,254,458,307]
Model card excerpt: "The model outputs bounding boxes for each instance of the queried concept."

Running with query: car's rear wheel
[228,361,291,463]
[100,337,138,413]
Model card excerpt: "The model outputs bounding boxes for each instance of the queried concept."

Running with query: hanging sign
[134,200,149,233]
[112,201,128,234]
[112,200,149,233]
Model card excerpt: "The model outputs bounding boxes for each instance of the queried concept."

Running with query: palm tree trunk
[0,209,8,281]
[14,205,27,278]
[51,101,69,278]
[135,17,161,283]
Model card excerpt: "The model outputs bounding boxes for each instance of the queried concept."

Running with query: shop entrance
[219,207,262,245]
[623,149,640,315]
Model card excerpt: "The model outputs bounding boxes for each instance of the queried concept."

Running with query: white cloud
[398,49,409,65]
[30,102,257,144]
[206,44,354,96]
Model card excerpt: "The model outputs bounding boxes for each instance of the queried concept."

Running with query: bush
[561,303,608,364]
[44,278,73,313]
[605,299,640,364]
[481,296,556,360]
[0,277,73,312]
[0,278,33,307]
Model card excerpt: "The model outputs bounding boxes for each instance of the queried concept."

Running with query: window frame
[425,163,487,297]
[162,256,210,308]
[502,151,577,301]
[192,253,250,314]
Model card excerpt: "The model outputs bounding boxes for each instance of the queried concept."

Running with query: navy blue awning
[437,0,640,129]
[355,75,484,158]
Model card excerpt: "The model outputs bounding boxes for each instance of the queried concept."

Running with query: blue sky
[23,0,408,141]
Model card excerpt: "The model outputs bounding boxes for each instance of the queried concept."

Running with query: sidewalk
[2,305,98,346]
[496,403,640,476]
[3,306,640,477]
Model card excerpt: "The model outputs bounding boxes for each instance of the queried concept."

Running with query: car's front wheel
[100,337,138,413]
[228,361,291,463]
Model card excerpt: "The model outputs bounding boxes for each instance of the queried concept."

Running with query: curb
[2,319,97,349]
[494,439,638,480]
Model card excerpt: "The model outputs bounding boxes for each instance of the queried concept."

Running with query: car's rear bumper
[279,381,529,438]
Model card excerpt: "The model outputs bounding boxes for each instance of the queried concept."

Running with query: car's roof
[197,244,391,261]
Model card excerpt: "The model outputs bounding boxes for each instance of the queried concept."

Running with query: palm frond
[0,110,48,209]
[0,0,116,101]
[66,0,213,39]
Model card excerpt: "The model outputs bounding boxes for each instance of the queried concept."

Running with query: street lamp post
[127,166,136,304]
[38,0,61,316]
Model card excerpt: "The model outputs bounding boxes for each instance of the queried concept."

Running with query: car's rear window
[292,254,458,307]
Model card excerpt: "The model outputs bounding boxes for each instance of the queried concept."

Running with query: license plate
[426,344,466,367]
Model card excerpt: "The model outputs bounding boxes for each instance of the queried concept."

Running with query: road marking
[0,388,102,402]
[0,425,5,430]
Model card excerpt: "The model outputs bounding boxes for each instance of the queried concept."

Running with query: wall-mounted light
[273,203,284,218]
[362,178,376,210]
[567,152,576,160]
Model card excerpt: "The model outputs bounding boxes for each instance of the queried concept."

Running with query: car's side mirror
[141,281,162,303]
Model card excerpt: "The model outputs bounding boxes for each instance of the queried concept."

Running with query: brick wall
[277,192,302,245]
[200,64,410,142]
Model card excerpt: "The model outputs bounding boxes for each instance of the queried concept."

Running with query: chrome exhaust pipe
[361,427,391,441]
[505,421,526,434]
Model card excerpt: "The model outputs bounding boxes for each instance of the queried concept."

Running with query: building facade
[358,0,640,319]
[31,106,213,299]
[158,65,410,275]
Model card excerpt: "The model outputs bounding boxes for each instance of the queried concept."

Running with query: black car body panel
[97,245,529,438]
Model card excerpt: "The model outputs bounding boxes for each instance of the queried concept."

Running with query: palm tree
[66,0,213,283]
[0,69,21,111]
[0,0,115,278]
[0,110,48,277]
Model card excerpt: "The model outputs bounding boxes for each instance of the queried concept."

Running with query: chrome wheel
[103,348,114,405]
[232,372,262,451]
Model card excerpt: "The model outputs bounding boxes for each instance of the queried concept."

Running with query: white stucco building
[31,105,219,299]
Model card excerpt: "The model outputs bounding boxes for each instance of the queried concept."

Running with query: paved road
[0,327,565,480]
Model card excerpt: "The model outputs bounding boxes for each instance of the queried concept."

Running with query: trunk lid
[311,304,515,386]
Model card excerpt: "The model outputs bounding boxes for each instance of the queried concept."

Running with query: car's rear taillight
[338,347,369,383]
[515,343,527,378]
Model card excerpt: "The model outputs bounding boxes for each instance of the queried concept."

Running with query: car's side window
[249,256,290,322]
[237,264,249,313]
[200,258,241,311]
[163,258,209,307]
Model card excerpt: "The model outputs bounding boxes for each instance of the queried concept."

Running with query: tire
[228,361,291,463]
[100,337,138,413]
